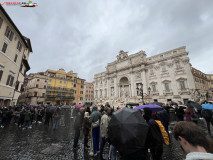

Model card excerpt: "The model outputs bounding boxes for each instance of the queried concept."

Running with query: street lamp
[136,84,144,104]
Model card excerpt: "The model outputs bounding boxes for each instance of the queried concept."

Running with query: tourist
[143,107,163,160]
[73,108,85,149]
[83,111,91,150]
[175,105,184,121]
[52,108,60,129]
[23,107,32,129]
[202,109,213,135]
[185,107,194,122]
[174,121,213,159]
[100,107,112,160]
[89,105,101,157]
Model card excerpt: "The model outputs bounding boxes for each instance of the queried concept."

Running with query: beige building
[0,6,32,107]
[83,82,94,104]
[19,72,47,105]
[191,68,211,101]
[94,46,200,107]
[207,74,213,96]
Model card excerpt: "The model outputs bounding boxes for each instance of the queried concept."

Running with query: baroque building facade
[94,46,199,107]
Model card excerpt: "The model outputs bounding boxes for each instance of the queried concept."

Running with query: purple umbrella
[134,104,163,113]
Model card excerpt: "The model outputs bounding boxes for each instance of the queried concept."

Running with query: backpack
[155,120,169,145]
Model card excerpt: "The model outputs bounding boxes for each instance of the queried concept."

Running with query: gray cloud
[3,0,213,81]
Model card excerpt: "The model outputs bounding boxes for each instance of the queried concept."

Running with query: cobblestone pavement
[0,109,212,160]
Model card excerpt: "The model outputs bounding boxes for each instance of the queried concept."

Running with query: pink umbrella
[75,104,83,109]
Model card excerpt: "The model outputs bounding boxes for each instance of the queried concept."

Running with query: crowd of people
[0,104,61,129]
[72,102,213,160]
[0,101,213,160]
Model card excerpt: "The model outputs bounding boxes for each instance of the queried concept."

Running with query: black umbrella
[108,108,149,156]
[151,101,163,107]
[186,101,202,110]
[126,102,139,107]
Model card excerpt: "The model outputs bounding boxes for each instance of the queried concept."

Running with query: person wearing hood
[89,105,101,157]
[174,121,213,160]
[73,108,85,149]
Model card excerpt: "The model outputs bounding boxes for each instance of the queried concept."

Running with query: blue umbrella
[202,104,213,110]
[134,104,163,113]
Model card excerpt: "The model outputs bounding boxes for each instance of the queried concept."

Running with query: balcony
[163,90,173,96]
[46,87,74,93]
[178,88,190,95]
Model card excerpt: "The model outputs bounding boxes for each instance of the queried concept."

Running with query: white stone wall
[94,47,196,107]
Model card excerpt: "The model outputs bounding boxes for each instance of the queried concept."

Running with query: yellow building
[45,69,85,105]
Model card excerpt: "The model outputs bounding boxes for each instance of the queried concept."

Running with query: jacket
[74,112,84,130]
[185,152,213,160]
[100,114,111,138]
[89,106,101,124]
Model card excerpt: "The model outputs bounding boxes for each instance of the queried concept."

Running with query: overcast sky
[3,0,213,81]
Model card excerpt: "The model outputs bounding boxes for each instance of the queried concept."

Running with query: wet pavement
[0,109,212,160]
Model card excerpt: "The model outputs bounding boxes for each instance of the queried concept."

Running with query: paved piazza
[0,109,212,160]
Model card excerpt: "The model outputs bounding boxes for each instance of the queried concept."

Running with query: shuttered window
[4,26,14,41]
[14,54,18,62]
[0,17,3,29]
[6,75,14,86]
[2,42,7,53]
[17,41,22,52]
[0,70,3,81]
[6,75,11,85]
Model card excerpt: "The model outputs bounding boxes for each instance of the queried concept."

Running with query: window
[80,97,83,100]
[49,79,52,82]
[45,80,47,82]
[60,80,62,84]
[34,92,37,97]
[2,42,7,53]
[36,84,39,88]
[74,84,76,87]
[80,91,83,94]
[0,70,3,81]
[150,69,154,75]
[37,79,40,81]
[42,93,45,97]
[13,54,18,63]
[179,81,186,90]
[81,85,83,88]
[44,85,46,89]
[58,86,61,90]
[164,83,170,91]
[162,65,166,71]
[64,81,66,84]
[0,17,3,28]
[48,85,52,89]
[6,75,14,86]
[15,82,19,90]
[58,75,60,78]
[17,41,22,52]
[152,85,156,92]
[5,26,14,41]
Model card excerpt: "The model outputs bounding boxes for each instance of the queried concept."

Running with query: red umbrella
[75,104,83,109]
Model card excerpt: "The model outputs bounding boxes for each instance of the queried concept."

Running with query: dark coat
[83,117,91,136]
[74,112,84,130]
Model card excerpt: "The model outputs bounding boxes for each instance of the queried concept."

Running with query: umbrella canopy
[126,102,139,107]
[134,104,163,113]
[75,104,83,109]
[108,108,149,156]
[186,101,202,110]
[202,104,213,110]
[151,101,163,107]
